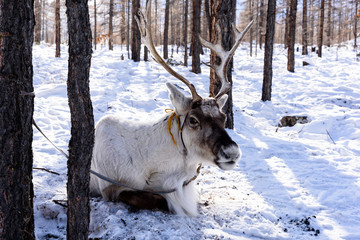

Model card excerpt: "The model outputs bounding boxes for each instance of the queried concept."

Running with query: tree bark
[183,0,189,66]
[327,0,332,47]
[302,0,308,55]
[284,0,289,49]
[318,0,325,58]
[127,0,130,58]
[209,0,236,129]
[354,0,358,49]
[191,0,201,74]
[131,0,141,61]
[55,0,61,57]
[0,0,35,238]
[109,0,114,50]
[65,0,94,239]
[262,0,276,101]
[164,0,170,59]
[204,0,211,40]
[35,0,42,43]
[287,0,297,72]
[249,0,253,57]
[94,0,97,50]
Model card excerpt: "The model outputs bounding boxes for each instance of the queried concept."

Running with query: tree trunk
[249,0,253,57]
[164,0,170,59]
[354,0,358,49]
[191,0,201,74]
[209,0,236,129]
[259,0,265,49]
[287,0,297,72]
[318,0,325,57]
[109,0,114,50]
[0,0,35,238]
[35,0,42,43]
[327,0,332,47]
[94,0,97,50]
[284,0,289,49]
[262,0,276,101]
[127,0,130,59]
[131,0,141,61]
[55,0,61,57]
[144,46,148,61]
[302,0,308,55]
[65,0,94,239]
[183,0,189,66]
[204,0,211,40]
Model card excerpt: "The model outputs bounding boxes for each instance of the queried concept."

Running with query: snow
[32,42,360,239]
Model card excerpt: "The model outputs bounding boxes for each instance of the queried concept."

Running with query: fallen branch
[326,129,336,145]
[33,167,60,175]
[53,200,68,208]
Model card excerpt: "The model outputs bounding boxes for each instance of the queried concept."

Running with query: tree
[0,0,35,238]
[327,0,332,47]
[132,0,141,61]
[183,0,189,66]
[354,0,359,49]
[191,0,201,74]
[55,0,61,57]
[109,0,114,50]
[94,0,97,50]
[302,0,308,55]
[262,0,276,101]
[287,0,297,72]
[209,0,236,129]
[66,0,94,238]
[164,0,170,59]
[318,0,325,57]
[35,0,42,43]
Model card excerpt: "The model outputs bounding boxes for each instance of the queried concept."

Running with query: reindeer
[89,1,253,216]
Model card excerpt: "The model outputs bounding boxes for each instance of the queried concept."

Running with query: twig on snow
[326,129,336,145]
[33,167,60,175]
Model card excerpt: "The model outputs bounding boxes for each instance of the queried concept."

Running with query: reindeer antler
[135,0,202,102]
[199,21,254,99]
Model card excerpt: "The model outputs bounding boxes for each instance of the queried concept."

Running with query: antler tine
[135,0,202,102]
[199,20,254,99]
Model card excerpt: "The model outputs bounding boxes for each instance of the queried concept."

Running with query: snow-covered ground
[32,42,360,240]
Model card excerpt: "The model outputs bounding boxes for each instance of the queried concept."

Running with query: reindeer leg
[102,184,169,211]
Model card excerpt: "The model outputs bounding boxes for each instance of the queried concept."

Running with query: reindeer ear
[217,94,228,111]
[166,83,192,116]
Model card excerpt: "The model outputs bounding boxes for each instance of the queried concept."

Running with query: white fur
[90,83,241,216]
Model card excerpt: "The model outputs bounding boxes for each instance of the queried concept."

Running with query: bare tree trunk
[42,0,45,41]
[249,0,253,56]
[94,0,97,50]
[109,0,114,50]
[184,0,189,66]
[164,0,170,59]
[259,0,265,49]
[318,0,325,57]
[204,0,211,40]
[65,0,94,239]
[284,0,289,49]
[327,0,332,47]
[310,0,314,46]
[127,0,130,59]
[209,0,236,129]
[131,0,141,61]
[0,0,35,238]
[35,0,42,43]
[191,0,202,73]
[354,0,359,49]
[302,0,308,55]
[55,0,61,57]
[287,0,297,72]
[262,0,276,101]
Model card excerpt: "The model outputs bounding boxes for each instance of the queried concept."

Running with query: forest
[1,0,359,239]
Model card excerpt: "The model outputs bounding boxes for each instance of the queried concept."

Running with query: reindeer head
[135,0,253,170]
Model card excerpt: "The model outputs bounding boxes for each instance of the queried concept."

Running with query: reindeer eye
[189,117,199,127]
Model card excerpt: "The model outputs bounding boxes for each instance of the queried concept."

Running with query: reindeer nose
[216,143,241,171]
